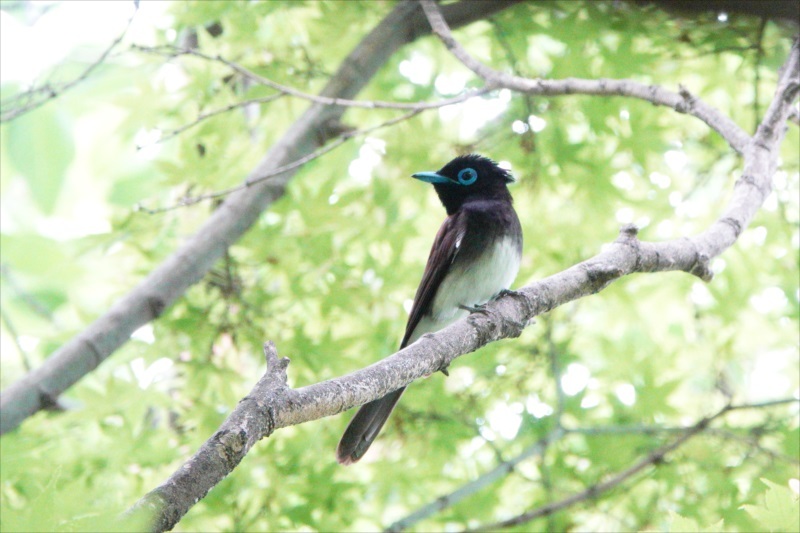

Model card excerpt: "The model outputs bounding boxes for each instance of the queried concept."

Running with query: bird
[336,154,522,465]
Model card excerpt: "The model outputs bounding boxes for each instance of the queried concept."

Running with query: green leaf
[108,171,158,206]
[667,511,724,532]
[0,233,67,277]
[5,107,74,214]
[742,479,800,533]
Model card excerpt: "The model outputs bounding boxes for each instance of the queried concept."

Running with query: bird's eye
[457,167,478,185]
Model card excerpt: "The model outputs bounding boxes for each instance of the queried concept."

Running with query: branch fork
[125,29,798,529]
[2,3,797,531]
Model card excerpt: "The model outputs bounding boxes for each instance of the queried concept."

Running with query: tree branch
[470,399,799,531]
[388,398,798,532]
[419,0,753,154]
[136,109,423,214]
[150,92,286,144]
[0,5,137,123]
[125,36,797,532]
[126,342,290,532]
[788,106,800,125]
[630,0,800,24]
[0,0,523,435]
[136,44,494,113]
[386,429,565,532]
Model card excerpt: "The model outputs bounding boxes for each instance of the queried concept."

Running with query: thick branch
[127,38,798,531]
[0,0,522,435]
[126,342,290,532]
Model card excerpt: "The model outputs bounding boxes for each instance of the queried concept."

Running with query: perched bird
[336,154,522,465]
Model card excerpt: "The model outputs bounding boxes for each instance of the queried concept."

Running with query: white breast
[407,236,520,344]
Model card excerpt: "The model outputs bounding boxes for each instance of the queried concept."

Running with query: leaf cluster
[0,1,797,531]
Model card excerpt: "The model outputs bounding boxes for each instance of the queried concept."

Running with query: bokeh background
[1,1,798,531]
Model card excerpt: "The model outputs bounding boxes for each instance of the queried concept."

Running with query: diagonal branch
[135,45,493,112]
[470,399,799,531]
[0,0,523,435]
[386,428,565,532]
[419,0,753,154]
[0,5,137,123]
[126,37,797,532]
[389,399,799,532]
[137,109,423,213]
[152,92,286,144]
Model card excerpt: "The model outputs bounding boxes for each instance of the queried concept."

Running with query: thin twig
[753,18,768,131]
[389,398,798,531]
[541,322,564,533]
[469,399,798,531]
[133,44,493,111]
[0,6,137,122]
[789,106,800,125]
[386,429,566,532]
[0,310,32,372]
[0,264,55,323]
[136,109,422,214]
[419,0,752,154]
[567,421,800,465]
[154,93,285,145]
[545,323,566,423]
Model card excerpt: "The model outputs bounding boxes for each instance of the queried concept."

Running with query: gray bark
[0,0,521,435]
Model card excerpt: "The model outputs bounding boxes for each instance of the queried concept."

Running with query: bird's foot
[458,303,490,315]
[439,364,450,377]
[493,288,524,301]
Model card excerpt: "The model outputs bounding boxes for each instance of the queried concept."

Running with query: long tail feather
[336,387,406,465]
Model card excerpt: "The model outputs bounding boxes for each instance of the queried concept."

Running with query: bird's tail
[336,387,406,465]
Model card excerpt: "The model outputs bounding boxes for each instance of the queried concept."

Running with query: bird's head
[412,154,514,214]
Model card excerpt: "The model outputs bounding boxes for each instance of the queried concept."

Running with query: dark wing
[400,211,465,348]
[337,211,467,464]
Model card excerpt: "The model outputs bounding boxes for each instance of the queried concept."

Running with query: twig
[753,18,768,131]
[0,264,55,323]
[568,419,800,465]
[118,34,798,533]
[136,109,421,214]
[134,44,494,112]
[385,429,566,532]
[541,322,564,532]
[469,399,798,531]
[788,106,800,125]
[545,324,566,423]
[419,0,752,154]
[388,398,798,531]
[133,44,496,147]
[705,427,800,465]
[154,93,285,144]
[0,6,137,123]
[0,310,32,372]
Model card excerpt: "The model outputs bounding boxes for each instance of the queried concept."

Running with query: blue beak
[412,171,453,184]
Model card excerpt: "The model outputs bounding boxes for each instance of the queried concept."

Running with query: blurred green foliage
[1,1,798,531]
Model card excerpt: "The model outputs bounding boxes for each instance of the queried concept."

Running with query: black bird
[336,154,523,465]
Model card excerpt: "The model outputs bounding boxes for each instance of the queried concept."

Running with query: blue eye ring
[457,167,478,185]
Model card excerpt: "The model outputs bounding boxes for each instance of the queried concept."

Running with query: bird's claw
[494,288,524,301]
[459,303,490,315]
